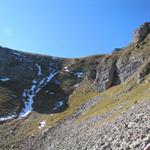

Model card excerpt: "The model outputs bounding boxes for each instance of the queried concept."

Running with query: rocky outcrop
[116,54,144,82]
[90,53,145,92]
[132,22,150,43]
[94,57,116,92]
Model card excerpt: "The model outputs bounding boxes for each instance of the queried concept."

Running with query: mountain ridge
[0,22,150,150]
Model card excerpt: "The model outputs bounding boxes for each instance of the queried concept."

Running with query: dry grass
[0,81,98,148]
[77,75,150,125]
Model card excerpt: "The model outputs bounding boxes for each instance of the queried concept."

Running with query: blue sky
[0,0,150,58]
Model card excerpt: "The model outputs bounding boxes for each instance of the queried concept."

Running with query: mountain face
[0,23,150,150]
[132,22,150,43]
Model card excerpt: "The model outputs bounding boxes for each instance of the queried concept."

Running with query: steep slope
[0,47,64,118]
[0,22,150,150]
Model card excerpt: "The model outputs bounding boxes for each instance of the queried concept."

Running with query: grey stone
[132,22,150,43]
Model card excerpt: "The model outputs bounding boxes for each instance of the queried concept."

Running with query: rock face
[94,57,116,92]
[116,54,144,82]
[133,22,150,43]
[92,53,144,92]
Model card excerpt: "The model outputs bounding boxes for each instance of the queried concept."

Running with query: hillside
[0,22,150,150]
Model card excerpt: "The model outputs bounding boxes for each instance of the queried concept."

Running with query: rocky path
[42,100,150,150]
[17,98,150,150]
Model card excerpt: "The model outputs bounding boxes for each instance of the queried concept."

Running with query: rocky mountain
[0,22,150,150]
[132,22,150,43]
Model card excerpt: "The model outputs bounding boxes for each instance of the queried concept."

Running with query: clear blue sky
[0,0,150,58]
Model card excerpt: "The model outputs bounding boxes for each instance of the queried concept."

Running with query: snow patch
[0,113,16,121]
[13,52,22,56]
[22,90,27,97]
[64,66,69,72]
[0,78,10,81]
[19,67,57,118]
[39,120,46,129]
[36,64,42,75]
[39,78,45,86]
[52,101,64,111]
[74,72,83,78]
[74,83,79,87]
[32,80,37,84]
[20,111,31,118]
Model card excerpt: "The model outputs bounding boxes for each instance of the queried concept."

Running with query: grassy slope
[77,75,150,125]
[0,81,97,148]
